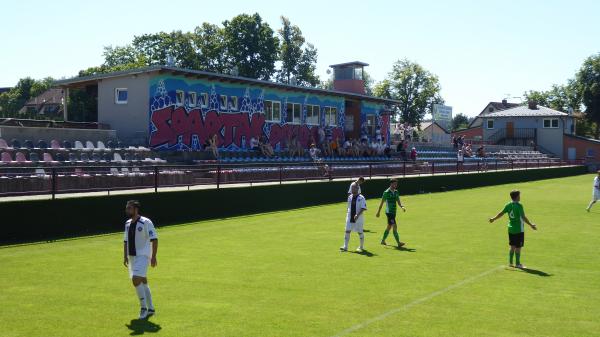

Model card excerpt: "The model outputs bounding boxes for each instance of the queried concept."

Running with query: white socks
[135,284,146,309]
[359,232,364,249]
[343,232,350,249]
[143,283,154,310]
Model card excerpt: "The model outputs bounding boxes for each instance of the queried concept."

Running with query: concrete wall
[563,134,600,162]
[0,125,116,143]
[97,74,150,145]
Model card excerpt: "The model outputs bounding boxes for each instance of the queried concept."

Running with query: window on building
[115,88,128,104]
[306,105,320,125]
[544,118,559,128]
[175,90,184,106]
[200,93,208,108]
[486,120,494,129]
[188,92,197,107]
[286,103,302,124]
[264,100,281,122]
[323,106,337,126]
[230,96,238,110]
[220,95,228,110]
[366,115,376,136]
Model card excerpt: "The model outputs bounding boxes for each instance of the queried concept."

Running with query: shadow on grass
[350,249,378,257]
[383,245,417,253]
[506,266,552,277]
[126,319,162,335]
[519,267,552,277]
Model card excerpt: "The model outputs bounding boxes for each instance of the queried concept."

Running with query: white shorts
[345,219,364,232]
[593,192,600,201]
[128,255,149,278]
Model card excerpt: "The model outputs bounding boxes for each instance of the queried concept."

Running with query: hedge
[0,166,587,244]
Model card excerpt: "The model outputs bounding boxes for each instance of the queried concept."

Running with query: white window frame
[486,119,494,129]
[543,118,559,128]
[366,115,377,135]
[175,90,184,106]
[287,103,302,124]
[220,95,228,110]
[265,100,281,122]
[230,96,238,111]
[115,88,128,104]
[200,93,208,108]
[324,106,337,126]
[188,92,197,107]
[306,104,320,125]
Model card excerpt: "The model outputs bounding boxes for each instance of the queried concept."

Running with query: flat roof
[54,65,398,105]
[329,61,369,68]
[485,105,568,118]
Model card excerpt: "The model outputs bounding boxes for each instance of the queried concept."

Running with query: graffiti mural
[148,76,347,150]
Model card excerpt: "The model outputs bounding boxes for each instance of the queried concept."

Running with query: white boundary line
[332,265,504,337]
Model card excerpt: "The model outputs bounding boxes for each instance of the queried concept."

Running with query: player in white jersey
[586,170,600,212]
[347,177,365,196]
[340,184,367,253]
[123,200,158,319]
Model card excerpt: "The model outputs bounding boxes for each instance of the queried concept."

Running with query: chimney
[501,99,507,106]
[528,101,538,110]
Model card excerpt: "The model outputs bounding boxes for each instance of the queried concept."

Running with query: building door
[568,147,576,160]
[506,122,514,139]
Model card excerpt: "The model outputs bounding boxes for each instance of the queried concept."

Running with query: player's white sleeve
[146,220,158,240]
[123,223,128,242]
[348,184,352,193]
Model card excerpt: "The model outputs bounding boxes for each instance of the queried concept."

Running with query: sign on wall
[433,104,452,129]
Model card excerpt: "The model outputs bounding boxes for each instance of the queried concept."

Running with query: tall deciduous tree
[276,16,319,87]
[451,113,470,131]
[193,23,229,74]
[381,59,443,125]
[576,53,600,138]
[222,13,279,80]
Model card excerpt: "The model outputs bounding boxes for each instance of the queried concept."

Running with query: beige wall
[97,74,150,145]
[0,125,116,143]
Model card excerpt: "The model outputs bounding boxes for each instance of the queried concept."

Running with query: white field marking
[332,265,504,337]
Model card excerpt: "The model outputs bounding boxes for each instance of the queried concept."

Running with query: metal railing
[0,158,584,199]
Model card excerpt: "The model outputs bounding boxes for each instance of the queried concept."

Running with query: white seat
[96,141,107,151]
[74,141,85,150]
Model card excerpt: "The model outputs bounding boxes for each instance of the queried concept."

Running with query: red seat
[0,138,10,150]
[1,152,12,163]
[15,152,30,163]
[50,140,61,150]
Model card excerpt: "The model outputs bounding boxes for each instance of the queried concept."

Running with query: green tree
[451,113,470,131]
[132,31,197,68]
[382,59,443,125]
[193,23,230,73]
[523,81,581,113]
[222,13,279,80]
[576,53,600,138]
[372,79,393,99]
[276,16,319,86]
[362,70,374,96]
[0,77,55,118]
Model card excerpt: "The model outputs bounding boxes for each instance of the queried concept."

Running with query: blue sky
[1,0,599,116]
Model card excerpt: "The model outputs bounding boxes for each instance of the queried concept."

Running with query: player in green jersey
[489,190,537,269]
[376,179,406,248]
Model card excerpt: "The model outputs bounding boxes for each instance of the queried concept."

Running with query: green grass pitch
[1,174,599,337]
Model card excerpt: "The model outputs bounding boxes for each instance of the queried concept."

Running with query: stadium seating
[50,139,61,150]
[0,139,10,150]
[1,152,12,163]
[11,139,21,149]
[24,140,34,149]
[37,140,48,149]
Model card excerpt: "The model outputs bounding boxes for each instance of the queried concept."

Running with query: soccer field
[1,174,599,337]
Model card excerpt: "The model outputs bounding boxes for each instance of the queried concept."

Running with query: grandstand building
[453,100,578,159]
[55,62,398,150]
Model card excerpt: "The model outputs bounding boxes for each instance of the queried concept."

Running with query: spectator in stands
[331,137,342,157]
[458,135,465,148]
[207,134,219,159]
[259,136,275,158]
[452,136,458,149]
[398,140,407,161]
[457,149,464,170]
[318,126,326,148]
[287,134,298,158]
[477,145,487,171]
[405,123,413,141]
[343,138,352,157]
[309,143,330,177]
[410,147,417,162]
[249,136,259,151]
[352,139,361,157]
